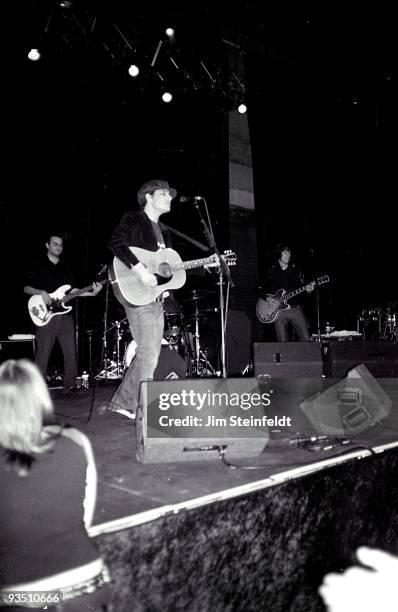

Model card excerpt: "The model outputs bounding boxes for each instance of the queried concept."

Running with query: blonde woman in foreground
[0,359,110,611]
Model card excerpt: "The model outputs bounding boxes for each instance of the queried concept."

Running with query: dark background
[1,1,395,369]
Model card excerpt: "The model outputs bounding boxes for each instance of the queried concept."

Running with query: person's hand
[306,282,315,293]
[268,297,280,310]
[40,290,51,305]
[75,283,102,297]
[319,546,398,612]
[90,282,103,295]
[134,262,158,288]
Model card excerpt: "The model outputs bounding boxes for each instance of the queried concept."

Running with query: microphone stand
[193,198,234,379]
[75,300,79,376]
[98,280,110,381]
[315,283,321,343]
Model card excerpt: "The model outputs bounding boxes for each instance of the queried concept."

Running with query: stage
[52,378,398,611]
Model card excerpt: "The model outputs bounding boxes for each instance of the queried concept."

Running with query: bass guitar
[109,247,237,307]
[256,275,329,324]
[28,280,107,327]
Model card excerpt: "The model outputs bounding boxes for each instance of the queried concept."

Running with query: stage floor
[51,378,398,534]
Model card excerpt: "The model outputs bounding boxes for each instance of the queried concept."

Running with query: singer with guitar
[106,179,178,419]
[24,234,103,394]
[260,245,314,342]
[106,179,236,419]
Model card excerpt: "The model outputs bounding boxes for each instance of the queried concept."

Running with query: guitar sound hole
[158,262,173,278]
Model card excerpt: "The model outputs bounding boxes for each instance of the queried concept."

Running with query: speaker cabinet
[226,310,252,376]
[154,346,187,380]
[299,364,392,436]
[254,342,323,378]
[136,378,269,463]
[0,339,36,364]
[325,341,398,378]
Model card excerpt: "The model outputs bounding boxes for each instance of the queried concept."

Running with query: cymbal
[181,289,215,301]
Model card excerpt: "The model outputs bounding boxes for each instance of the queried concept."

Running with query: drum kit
[357,305,397,342]
[95,289,220,379]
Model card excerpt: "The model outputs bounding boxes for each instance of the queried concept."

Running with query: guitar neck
[61,279,106,304]
[283,285,306,302]
[281,276,328,303]
[171,256,215,272]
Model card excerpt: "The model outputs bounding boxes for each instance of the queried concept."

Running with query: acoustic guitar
[110,247,237,307]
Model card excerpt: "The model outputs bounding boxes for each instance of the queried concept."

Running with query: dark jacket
[264,263,306,307]
[108,211,172,269]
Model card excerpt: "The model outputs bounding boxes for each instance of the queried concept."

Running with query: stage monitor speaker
[299,363,391,436]
[154,346,187,380]
[0,338,36,364]
[326,341,398,378]
[226,310,252,375]
[254,342,323,378]
[136,378,269,463]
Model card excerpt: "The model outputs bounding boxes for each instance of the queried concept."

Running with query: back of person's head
[0,359,55,457]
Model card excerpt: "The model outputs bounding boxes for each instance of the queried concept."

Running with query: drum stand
[189,301,217,377]
[95,319,126,380]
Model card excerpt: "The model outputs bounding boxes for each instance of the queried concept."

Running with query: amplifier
[325,341,398,378]
[254,342,324,378]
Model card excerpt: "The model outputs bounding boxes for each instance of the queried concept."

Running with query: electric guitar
[109,247,237,307]
[28,280,107,327]
[256,275,329,324]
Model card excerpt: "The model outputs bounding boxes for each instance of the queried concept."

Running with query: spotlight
[162,91,173,103]
[28,48,41,61]
[165,27,175,38]
[237,103,247,114]
[128,64,140,77]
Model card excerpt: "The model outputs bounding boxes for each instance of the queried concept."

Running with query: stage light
[162,91,173,103]
[165,27,175,38]
[28,48,41,61]
[128,64,140,77]
[237,103,247,114]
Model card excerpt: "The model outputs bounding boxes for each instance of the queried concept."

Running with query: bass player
[261,245,314,342]
[24,234,102,393]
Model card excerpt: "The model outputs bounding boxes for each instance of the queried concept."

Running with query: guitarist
[24,234,103,394]
[262,245,314,342]
[106,179,177,419]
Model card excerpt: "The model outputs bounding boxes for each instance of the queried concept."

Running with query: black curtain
[244,42,382,332]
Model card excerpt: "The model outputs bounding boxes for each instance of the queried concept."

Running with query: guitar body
[111,247,187,307]
[256,275,329,325]
[256,289,290,324]
[28,285,73,327]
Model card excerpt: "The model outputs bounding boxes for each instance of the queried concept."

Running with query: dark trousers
[274,307,310,342]
[35,314,77,388]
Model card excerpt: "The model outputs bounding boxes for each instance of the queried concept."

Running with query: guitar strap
[160,223,210,253]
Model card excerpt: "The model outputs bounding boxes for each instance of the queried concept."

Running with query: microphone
[177,195,203,203]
